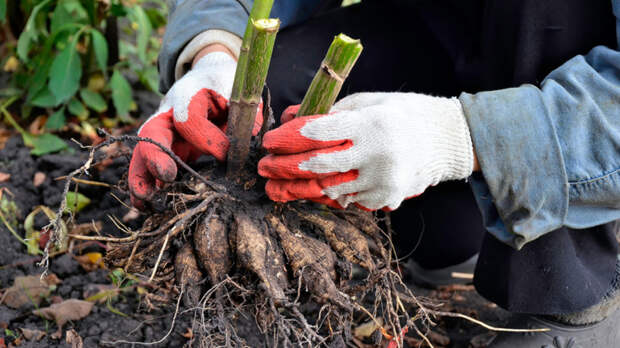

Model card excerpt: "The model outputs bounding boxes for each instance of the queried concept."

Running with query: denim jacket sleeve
[159,0,324,93]
[459,0,620,250]
[158,0,250,93]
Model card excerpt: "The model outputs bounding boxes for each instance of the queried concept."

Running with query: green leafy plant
[0,0,167,154]
[84,268,139,317]
[64,191,91,213]
[4,328,18,339]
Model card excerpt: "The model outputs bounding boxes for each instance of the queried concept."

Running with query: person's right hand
[128,51,262,208]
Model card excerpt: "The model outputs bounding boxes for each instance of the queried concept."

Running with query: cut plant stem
[230,0,275,103]
[296,34,363,117]
[226,18,280,177]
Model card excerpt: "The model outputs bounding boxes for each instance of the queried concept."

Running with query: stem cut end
[296,33,363,117]
[252,18,281,32]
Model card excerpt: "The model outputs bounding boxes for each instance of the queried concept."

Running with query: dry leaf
[74,252,105,272]
[32,172,46,187]
[182,328,193,339]
[76,42,87,54]
[66,329,83,348]
[87,74,105,92]
[1,276,52,309]
[44,274,62,286]
[0,172,10,183]
[0,129,12,151]
[3,56,19,72]
[27,116,46,135]
[20,328,45,341]
[353,318,383,339]
[32,299,94,338]
[71,221,102,236]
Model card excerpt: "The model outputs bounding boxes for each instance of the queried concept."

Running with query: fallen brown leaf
[71,221,103,236]
[3,56,19,72]
[0,128,12,151]
[27,116,46,135]
[0,172,10,183]
[1,276,53,309]
[32,299,94,338]
[20,328,46,341]
[182,327,193,339]
[74,252,105,272]
[50,296,63,304]
[32,172,46,187]
[353,318,383,339]
[10,336,22,346]
[44,274,62,286]
[66,329,83,348]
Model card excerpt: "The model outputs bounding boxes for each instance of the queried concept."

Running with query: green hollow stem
[230,0,275,102]
[241,19,279,104]
[296,34,363,117]
[226,18,280,177]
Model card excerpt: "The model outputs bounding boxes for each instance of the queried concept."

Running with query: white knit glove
[258,92,474,211]
[128,52,262,208]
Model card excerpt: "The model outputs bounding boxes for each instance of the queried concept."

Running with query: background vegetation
[0,0,167,155]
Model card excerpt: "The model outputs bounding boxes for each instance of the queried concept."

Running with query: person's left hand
[258,92,475,211]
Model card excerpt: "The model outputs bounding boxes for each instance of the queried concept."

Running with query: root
[194,212,232,285]
[235,211,289,303]
[294,209,375,271]
[42,128,224,275]
[49,129,446,346]
[266,214,349,307]
[174,243,204,306]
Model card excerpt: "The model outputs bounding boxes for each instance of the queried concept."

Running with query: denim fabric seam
[233,0,251,15]
[568,166,620,185]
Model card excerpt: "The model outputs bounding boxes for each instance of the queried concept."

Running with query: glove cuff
[174,29,241,80]
[192,51,237,72]
[428,97,474,183]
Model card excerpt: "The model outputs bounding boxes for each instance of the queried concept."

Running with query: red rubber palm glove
[129,52,262,207]
[258,93,475,211]
[259,105,354,209]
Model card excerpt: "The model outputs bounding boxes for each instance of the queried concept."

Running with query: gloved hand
[128,52,262,207]
[258,92,474,211]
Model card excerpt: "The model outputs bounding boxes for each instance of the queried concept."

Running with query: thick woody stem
[226,19,280,177]
[296,34,363,117]
[230,0,274,102]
